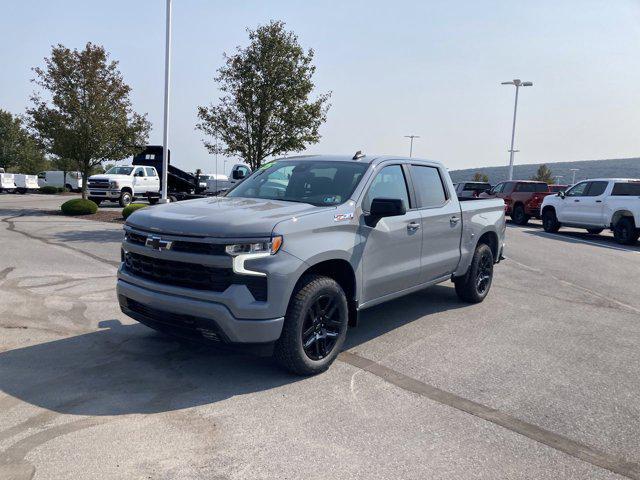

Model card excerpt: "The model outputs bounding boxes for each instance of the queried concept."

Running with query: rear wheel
[89,197,102,206]
[542,209,561,233]
[64,183,72,191]
[119,191,132,207]
[148,197,159,205]
[17,188,27,194]
[454,243,494,303]
[586,228,603,235]
[511,205,529,225]
[274,274,348,375]
[613,217,639,245]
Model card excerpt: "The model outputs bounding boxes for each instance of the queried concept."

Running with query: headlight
[225,235,283,256]
[110,181,119,189]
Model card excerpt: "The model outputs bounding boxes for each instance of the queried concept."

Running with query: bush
[122,203,147,219]
[60,198,98,215]
[40,186,59,194]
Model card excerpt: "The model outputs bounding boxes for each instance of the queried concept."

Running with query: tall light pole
[553,175,564,185]
[501,79,533,181]
[404,135,420,158]
[570,168,579,184]
[159,0,173,203]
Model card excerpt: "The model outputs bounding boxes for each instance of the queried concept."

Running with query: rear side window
[586,181,608,196]
[411,165,447,208]
[363,165,410,211]
[145,168,157,176]
[612,183,640,196]
[515,183,547,192]
[463,182,490,191]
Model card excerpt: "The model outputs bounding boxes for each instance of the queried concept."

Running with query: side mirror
[558,191,565,199]
[232,169,246,180]
[369,198,406,218]
[136,171,144,177]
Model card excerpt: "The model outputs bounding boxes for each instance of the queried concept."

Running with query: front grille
[124,298,224,342]
[123,251,267,301]
[89,181,110,189]
[125,231,227,255]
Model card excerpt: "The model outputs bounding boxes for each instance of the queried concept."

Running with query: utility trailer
[132,145,250,203]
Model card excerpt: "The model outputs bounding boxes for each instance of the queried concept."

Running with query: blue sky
[2,0,639,174]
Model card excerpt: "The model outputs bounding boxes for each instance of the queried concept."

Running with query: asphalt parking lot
[1,194,640,480]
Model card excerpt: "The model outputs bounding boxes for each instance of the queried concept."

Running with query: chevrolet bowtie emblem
[145,236,173,251]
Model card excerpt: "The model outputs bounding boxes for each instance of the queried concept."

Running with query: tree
[532,164,554,184]
[27,43,150,198]
[473,172,489,182]
[196,20,331,170]
[0,109,47,174]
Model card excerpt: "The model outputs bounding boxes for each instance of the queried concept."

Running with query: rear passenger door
[145,168,160,192]
[410,164,462,283]
[581,181,609,226]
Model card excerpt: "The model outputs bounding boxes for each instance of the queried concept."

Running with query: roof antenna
[352,150,365,160]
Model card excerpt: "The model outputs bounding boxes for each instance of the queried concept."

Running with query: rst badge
[145,236,173,251]
[334,213,354,222]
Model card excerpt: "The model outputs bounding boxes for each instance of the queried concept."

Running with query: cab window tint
[492,183,505,193]
[586,181,607,196]
[410,165,447,208]
[566,182,589,197]
[612,182,640,196]
[363,165,410,211]
[145,168,156,177]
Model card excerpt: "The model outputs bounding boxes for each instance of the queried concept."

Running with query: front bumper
[117,279,284,344]
[88,189,121,198]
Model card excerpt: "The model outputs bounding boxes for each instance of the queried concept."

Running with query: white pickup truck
[88,166,160,207]
[0,172,15,193]
[541,178,640,245]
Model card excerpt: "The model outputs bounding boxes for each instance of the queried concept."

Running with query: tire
[65,183,72,191]
[511,204,529,225]
[586,228,603,235]
[17,188,27,195]
[169,195,178,203]
[542,209,561,233]
[454,243,494,304]
[274,274,349,375]
[119,191,132,207]
[613,217,639,245]
[148,197,159,205]
[89,197,102,206]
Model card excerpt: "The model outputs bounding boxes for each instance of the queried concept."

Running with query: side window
[239,166,250,176]
[586,181,607,196]
[363,165,410,212]
[37,172,46,179]
[492,183,504,194]
[133,167,145,177]
[410,165,447,208]
[612,183,640,196]
[503,182,516,193]
[566,181,589,197]
[145,167,157,177]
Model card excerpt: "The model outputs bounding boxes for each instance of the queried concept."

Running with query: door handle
[407,222,420,232]
[450,216,460,225]
[574,199,580,202]
[596,200,602,203]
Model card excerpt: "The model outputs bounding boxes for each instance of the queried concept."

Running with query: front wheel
[454,243,494,303]
[511,205,529,225]
[274,274,348,375]
[542,209,561,233]
[89,197,102,206]
[613,217,639,245]
[119,191,132,207]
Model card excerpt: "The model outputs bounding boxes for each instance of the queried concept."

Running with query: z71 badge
[334,213,354,222]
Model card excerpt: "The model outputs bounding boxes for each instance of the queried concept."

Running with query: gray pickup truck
[117,154,506,374]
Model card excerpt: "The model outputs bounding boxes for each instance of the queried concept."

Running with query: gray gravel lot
[1,193,639,479]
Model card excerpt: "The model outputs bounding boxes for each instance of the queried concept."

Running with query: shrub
[60,198,98,215]
[40,186,59,194]
[122,203,147,219]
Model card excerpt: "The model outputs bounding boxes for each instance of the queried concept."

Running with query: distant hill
[449,157,640,185]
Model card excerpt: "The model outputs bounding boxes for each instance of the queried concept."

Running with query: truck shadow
[53,228,124,244]
[0,285,463,416]
[520,228,639,252]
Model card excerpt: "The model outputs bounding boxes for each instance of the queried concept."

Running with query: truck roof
[277,154,444,168]
[582,178,640,182]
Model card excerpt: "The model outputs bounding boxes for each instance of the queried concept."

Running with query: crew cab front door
[361,164,422,304]
[557,181,589,224]
[132,167,147,194]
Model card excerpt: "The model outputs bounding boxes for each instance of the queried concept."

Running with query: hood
[89,174,130,182]
[126,196,327,237]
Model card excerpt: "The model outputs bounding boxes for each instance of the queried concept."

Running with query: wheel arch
[542,205,556,216]
[611,209,635,227]
[121,186,133,195]
[476,230,499,261]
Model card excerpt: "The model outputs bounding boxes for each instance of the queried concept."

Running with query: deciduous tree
[0,109,46,174]
[197,21,331,170]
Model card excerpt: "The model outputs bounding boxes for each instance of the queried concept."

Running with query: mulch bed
[47,209,125,224]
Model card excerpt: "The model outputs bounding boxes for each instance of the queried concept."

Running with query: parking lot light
[159,0,172,204]
[502,79,533,181]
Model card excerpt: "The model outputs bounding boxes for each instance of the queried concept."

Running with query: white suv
[88,166,160,207]
[541,178,640,245]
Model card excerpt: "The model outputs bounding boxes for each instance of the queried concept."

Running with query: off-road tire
[613,217,639,245]
[454,243,494,303]
[274,274,348,375]
[511,205,529,225]
[119,191,132,207]
[542,209,561,233]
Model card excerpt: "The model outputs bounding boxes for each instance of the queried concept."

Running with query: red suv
[483,181,552,225]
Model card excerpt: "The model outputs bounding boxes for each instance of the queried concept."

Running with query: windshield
[226,160,369,206]
[106,166,133,175]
